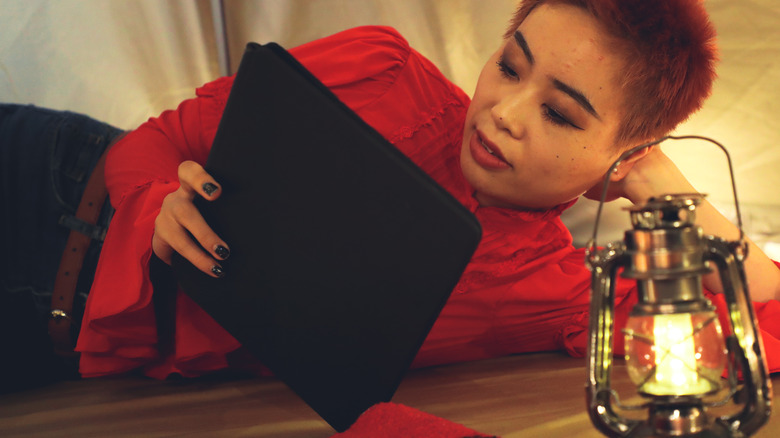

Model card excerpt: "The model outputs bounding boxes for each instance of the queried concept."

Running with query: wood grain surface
[1,353,777,437]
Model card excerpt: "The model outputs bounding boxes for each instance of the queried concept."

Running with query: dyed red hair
[506,0,718,145]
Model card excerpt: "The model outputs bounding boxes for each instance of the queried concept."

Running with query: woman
[75,0,780,378]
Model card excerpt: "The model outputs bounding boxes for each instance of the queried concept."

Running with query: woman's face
[460,2,628,210]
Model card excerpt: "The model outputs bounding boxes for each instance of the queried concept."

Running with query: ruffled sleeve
[76,90,241,377]
[77,26,436,378]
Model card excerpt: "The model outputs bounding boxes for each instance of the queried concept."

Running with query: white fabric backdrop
[2,0,778,255]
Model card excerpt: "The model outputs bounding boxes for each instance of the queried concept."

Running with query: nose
[491,92,528,139]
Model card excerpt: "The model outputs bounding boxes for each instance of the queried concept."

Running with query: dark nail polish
[215,245,230,260]
[211,265,225,278]
[203,182,218,196]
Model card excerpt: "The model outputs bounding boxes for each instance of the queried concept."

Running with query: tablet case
[171,42,482,432]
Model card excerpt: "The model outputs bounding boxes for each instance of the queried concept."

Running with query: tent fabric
[2,0,778,252]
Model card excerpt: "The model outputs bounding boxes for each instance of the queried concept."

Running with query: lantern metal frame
[584,136,772,437]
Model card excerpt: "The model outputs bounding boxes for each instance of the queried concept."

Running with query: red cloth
[330,402,495,438]
[76,25,780,378]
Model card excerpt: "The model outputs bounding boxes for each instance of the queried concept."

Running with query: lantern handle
[585,135,746,258]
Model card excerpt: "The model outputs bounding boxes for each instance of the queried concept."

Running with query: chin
[459,156,511,208]
[459,143,573,210]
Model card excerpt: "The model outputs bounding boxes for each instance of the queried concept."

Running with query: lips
[469,130,511,169]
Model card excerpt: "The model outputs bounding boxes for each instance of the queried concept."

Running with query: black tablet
[172,42,482,432]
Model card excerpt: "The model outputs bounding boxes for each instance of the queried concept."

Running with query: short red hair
[506,0,718,145]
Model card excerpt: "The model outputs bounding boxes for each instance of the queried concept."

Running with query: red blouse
[77,26,780,378]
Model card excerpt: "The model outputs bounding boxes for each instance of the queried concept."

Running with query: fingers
[152,161,230,278]
[178,160,222,201]
[154,191,231,277]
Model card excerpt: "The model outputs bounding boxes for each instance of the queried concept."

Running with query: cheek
[562,139,608,166]
[463,100,478,126]
[469,63,504,110]
[531,153,562,177]
[536,142,583,169]
[546,147,602,180]
[568,153,616,185]
[464,85,489,127]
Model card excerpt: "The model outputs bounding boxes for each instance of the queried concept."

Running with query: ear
[610,145,653,182]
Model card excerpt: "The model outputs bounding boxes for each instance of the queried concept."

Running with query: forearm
[693,200,780,301]
[623,148,780,302]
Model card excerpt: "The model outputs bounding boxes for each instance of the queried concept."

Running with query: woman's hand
[583,146,689,205]
[152,160,230,278]
[617,147,698,206]
[587,146,780,301]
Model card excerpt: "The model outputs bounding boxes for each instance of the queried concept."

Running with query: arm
[81,26,433,378]
[77,85,233,376]
[617,147,780,302]
[105,82,234,277]
[123,27,415,278]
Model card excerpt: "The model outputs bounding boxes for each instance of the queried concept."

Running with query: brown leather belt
[49,133,123,357]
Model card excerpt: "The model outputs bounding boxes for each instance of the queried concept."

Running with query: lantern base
[625,423,732,438]
[624,402,733,437]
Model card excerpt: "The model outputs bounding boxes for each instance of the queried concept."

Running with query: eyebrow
[513,31,535,65]
[552,78,601,120]
[513,30,601,121]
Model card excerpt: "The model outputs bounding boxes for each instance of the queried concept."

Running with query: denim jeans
[0,104,122,391]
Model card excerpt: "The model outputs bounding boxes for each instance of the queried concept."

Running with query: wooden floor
[1,352,778,437]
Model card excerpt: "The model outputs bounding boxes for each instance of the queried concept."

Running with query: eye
[496,56,519,81]
[542,104,583,130]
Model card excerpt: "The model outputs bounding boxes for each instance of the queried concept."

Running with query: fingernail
[211,265,225,278]
[203,182,218,196]
[215,245,230,260]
